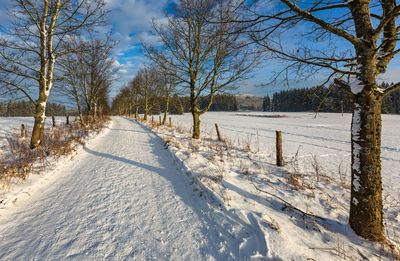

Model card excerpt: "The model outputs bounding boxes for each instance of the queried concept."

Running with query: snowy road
[0,117,238,260]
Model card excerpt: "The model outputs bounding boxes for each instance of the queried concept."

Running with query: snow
[351,104,362,192]
[144,111,400,259]
[349,77,364,94]
[165,111,400,196]
[352,173,361,192]
[0,117,272,260]
[0,114,399,260]
[0,116,109,214]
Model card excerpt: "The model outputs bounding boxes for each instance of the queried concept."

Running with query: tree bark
[30,96,48,149]
[144,91,148,121]
[192,107,201,139]
[77,101,84,126]
[162,92,170,125]
[349,93,384,241]
[135,106,139,119]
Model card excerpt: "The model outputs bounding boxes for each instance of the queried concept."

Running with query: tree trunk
[30,98,48,149]
[74,95,84,126]
[349,93,384,241]
[192,107,200,139]
[163,93,170,125]
[144,95,148,121]
[93,102,98,120]
[178,98,184,114]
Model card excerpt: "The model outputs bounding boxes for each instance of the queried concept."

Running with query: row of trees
[120,0,400,241]
[112,91,239,116]
[263,83,400,114]
[111,67,172,123]
[0,0,109,148]
[0,101,66,117]
[56,35,114,125]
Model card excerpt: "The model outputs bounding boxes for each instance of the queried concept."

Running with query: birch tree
[237,0,400,241]
[0,0,106,148]
[145,0,258,139]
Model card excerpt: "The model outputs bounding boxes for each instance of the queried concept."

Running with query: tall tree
[0,0,106,148]
[134,67,163,121]
[145,0,258,139]
[238,0,400,241]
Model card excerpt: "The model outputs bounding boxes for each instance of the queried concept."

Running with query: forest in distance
[5,82,399,117]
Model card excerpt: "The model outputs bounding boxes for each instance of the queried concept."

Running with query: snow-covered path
[0,117,233,260]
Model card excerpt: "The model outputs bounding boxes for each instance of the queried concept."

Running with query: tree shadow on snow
[84,120,280,260]
[222,180,389,257]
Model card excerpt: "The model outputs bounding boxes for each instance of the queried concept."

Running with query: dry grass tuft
[0,117,109,188]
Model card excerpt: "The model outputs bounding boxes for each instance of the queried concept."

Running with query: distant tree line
[0,101,66,117]
[176,95,238,113]
[112,91,239,116]
[263,83,400,114]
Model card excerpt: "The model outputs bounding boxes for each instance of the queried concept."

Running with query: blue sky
[103,0,327,98]
[104,0,400,98]
[1,0,399,100]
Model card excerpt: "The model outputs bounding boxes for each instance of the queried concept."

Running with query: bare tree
[156,67,179,125]
[236,0,400,241]
[0,0,106,148]
[57,37,86,125]
[76,37,114,120]
[161,76,177,125]
[144,0,258,139]
[134,67,163,121]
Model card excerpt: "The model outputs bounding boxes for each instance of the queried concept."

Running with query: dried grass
[0,117,109,188]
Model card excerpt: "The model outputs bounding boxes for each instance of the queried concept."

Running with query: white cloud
[106,0,168,53]
[104,0,172,98]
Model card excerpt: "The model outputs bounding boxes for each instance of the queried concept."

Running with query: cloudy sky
[1,0,399,99]
[103,0,400,98]
[102,0,327,98]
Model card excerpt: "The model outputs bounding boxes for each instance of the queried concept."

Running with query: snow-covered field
[0,116,68,149]
[145,112,400,260]
[0,116,104,213]
[168,112,400,197]
[0,114,399,260]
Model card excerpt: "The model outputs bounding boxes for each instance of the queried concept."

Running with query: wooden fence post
[52,116,56,127]
[159,116,162,125]
[215,123,222,142]
[66,115,70,125]
[169,117,172,127]
[21,124,26,138]
[151,116,154,124]
[276,130,283,166]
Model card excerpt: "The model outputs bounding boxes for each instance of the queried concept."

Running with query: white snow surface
[0,117,261,260]
[0,114,399,260]
[167,112,400,197]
